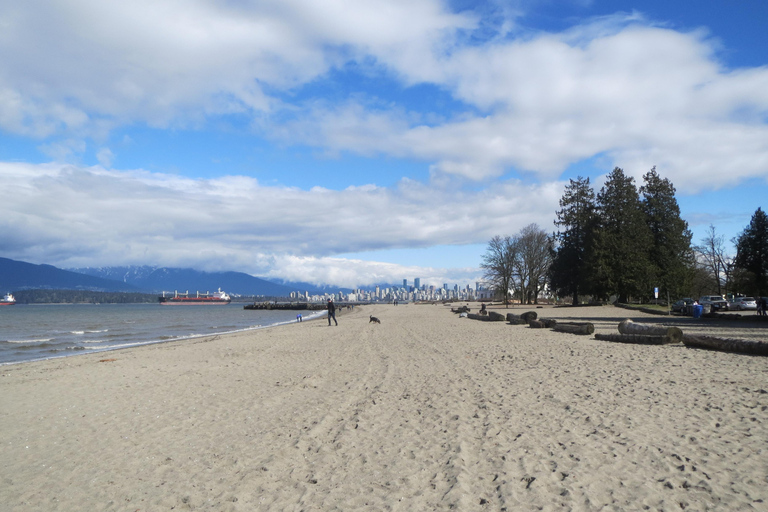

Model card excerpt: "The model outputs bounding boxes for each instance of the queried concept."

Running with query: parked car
[672,298,695,314]
[699,295,728,311]
[729,297,757,311]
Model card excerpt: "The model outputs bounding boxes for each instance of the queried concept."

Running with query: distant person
[296,314,302,322]
[327,299,338,326]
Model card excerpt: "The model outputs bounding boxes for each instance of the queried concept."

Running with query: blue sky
[1,0,767,288]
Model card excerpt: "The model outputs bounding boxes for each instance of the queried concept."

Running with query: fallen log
[618,319,683,343]
[488,311,506,322]
[451,306,471,314]
[506,313,523,324]
[528,318,557,328]
[682,335,768,356]
[595,333,678,345]
[552,322,594,335]
[506,311,538,324]
[466,313,490,321]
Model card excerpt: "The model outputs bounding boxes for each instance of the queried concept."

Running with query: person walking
[327,298,338,326]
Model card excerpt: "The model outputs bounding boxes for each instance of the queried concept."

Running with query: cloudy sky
[1,0,767,288]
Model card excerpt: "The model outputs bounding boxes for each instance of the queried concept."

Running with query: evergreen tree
[734,207,768,296]
[590,167,652,303]
[550,177,596,305]
[640,167,694,299]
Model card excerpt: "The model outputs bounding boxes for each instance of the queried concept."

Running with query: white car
[730,297,757,311]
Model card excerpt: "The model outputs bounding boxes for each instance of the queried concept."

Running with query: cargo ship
[1,293,16,306]
[158,288,231,305]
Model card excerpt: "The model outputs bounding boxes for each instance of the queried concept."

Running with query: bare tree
[481,235,518,307]
[514,224,553,304]
[694,225,732,296]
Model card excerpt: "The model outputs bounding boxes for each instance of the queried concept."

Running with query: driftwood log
[466,313,489,321]
[595,333,678,345]
[488,311,506,322]
[451,306,471,314]
[506,311,538,324]
[528,318,557,329]
[682,335,768,356]
[553,322,594,335]
[618,319,683,343]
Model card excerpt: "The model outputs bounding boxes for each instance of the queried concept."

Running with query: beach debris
[595,333,678,345]
[506,311,537,324]
[528,318,557,328]
[488,311,506,322]
[682,335,768,356]
[618,319,683,343]
[467,313,490,321]
[552,322,595,335]
[451,305,471,314]
[98,358,117,363]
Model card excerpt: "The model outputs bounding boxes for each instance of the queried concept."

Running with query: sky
[1,0,767,289]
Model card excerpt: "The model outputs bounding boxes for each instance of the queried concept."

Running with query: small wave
[85,329,109,334]
[65,346,86,351]
[4,338,54,344]
[71,330,85,335]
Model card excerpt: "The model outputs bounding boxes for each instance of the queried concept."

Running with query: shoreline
[0,307,329,367]
[1,303,766,510]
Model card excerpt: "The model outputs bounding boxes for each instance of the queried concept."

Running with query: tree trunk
[682,335,768,356]
[617,319,683,343]
[553,322,594,335]
[595,333,678,345]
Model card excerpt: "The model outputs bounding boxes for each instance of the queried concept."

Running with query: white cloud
[0,162,560,285]
[0,0,472,134]
[272,22,768,190]
[2,2,767,193]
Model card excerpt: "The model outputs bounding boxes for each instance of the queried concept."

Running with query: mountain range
[0,257,346,296]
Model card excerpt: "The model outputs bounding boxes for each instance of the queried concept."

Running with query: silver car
[730,297,757,311]
[699,295,728,311]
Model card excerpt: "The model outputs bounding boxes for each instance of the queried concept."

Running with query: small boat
[158,288,231,305]
[1,293,16,306]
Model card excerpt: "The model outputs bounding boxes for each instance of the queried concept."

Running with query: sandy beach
[1,303,766,511]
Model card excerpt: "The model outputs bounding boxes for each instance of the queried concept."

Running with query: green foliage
[549,167,692,304]
[734,207,768,296]
[589,168,653,302]
[549,176,597,304]
[640,166,694,299]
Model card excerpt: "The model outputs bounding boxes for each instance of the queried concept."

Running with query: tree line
[12,289,159,304]
[482,167,767,304]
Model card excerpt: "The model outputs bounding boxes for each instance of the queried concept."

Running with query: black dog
[369,315,381,324]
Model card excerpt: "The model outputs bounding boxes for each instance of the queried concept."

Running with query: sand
[1,303,767,511]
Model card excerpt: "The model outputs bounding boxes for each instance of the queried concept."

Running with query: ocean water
[0,303,322,365]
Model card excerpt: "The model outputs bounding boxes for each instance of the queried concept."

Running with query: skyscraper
[414,278,421,290]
